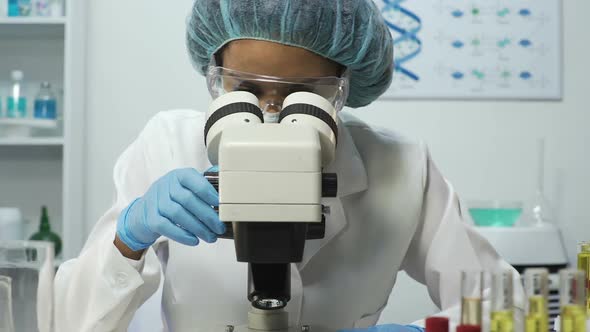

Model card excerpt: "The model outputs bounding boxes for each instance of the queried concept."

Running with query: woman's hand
[115,168,225,257]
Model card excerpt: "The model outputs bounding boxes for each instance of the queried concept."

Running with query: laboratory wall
[83,0,589,325]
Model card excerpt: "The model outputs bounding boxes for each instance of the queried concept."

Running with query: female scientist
[55,1,523,331]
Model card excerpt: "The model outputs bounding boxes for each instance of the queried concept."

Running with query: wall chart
[374,0,562,99]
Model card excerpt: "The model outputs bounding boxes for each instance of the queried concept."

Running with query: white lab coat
[55,110,524,332]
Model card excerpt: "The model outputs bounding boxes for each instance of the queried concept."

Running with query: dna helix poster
[374,0,563,99]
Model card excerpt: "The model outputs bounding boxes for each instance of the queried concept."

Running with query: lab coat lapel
[296,115,369,271]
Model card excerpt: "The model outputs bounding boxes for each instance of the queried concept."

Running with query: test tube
[425,317,449,332]
[578,242,590,316]
[560,269,587,332]
[491,270,515,332]
[457,325,481,332]
[461,271,484,326]
[524,268,549,332]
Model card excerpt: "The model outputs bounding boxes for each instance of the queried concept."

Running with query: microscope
[204,91,339,332]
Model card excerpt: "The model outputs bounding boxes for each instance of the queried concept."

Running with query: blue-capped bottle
[34,82,57,120]
[7,70,27,118]
[8,0,19,16]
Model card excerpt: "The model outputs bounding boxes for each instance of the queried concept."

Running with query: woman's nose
[262,102,282,113]
[259,94,285,113]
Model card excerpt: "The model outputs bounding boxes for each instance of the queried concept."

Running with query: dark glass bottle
[29,206,62,256]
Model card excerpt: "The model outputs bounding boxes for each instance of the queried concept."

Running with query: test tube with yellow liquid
[490,270,515,332]
[560,269,587,332]
[578,242,590,316]
[461,271,483,328]
[524,268,549,332]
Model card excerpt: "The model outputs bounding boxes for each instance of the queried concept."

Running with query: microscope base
[231,325,305,332]
[225,307,311,332]
[248,307,289,331]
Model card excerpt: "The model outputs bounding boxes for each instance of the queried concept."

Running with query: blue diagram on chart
[381,0,422,81]
[375,0,561,99]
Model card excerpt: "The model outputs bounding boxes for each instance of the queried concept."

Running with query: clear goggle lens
[206,66,349,114]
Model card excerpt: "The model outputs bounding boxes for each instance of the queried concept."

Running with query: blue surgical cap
[186,0,394,108]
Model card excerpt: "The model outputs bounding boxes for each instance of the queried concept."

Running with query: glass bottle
[34,82,57,119]
[29,206,62,257]
[7,70,26,118]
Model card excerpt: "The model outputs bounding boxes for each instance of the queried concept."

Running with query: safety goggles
[206,66,350,116]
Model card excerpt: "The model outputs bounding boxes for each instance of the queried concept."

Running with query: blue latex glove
[116,168,225,251]
[338,325,424,332]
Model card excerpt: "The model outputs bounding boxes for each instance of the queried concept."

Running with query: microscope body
[218,124,323,225]
[205,91,338,332]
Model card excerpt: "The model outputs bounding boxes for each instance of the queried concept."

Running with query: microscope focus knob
[321,173,338,198]
[204,171,219,191]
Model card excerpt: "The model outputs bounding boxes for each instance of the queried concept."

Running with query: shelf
[0,17,66,24]
[0,17,65,38]
[0,118,58,128]
[0,137,63,146]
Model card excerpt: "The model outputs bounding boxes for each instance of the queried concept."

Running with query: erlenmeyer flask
[530,138,553,225]
[0,275,15,332]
